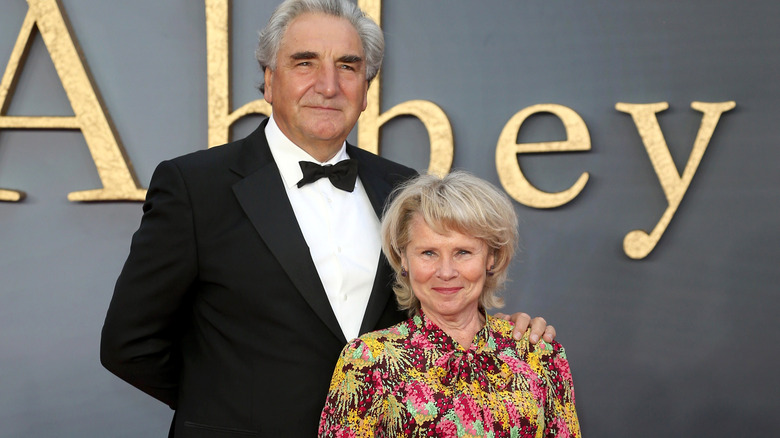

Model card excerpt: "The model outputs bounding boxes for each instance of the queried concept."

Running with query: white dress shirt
[265,115,381,341]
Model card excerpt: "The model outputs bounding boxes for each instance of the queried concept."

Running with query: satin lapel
[349,146,397,335]
[351,147,395,218]
[231,126,346,344]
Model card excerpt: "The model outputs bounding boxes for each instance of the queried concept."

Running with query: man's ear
[360,80,369,111]
[263,68,273,103]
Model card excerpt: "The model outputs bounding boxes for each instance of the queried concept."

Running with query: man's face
[264,12,369,160]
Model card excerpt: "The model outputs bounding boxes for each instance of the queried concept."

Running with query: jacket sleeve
[100,159,198,408]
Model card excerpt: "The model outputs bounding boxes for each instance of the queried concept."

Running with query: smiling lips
[432,287,462,295]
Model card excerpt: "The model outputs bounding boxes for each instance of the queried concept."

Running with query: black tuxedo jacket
[101,119,416,437]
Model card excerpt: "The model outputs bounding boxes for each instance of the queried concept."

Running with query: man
[101,0,554,436]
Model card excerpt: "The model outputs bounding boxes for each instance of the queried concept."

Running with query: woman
[318,171,580,437]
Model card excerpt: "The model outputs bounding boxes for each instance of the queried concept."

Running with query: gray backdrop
[1,1,778,437]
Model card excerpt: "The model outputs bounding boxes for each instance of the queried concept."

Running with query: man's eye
[339,64,355,71]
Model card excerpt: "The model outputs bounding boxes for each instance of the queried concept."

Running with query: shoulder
[143,141,244,204]
[487,315,568,362]
[486,314,523,348]
[347,145,418,180]
[163,138,244,175]
[488,314,515,336]
[339,319,413,365]
[142,128,269,212]
[159,120,270,179]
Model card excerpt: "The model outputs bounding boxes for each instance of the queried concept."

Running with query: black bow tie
[296,159,359,192]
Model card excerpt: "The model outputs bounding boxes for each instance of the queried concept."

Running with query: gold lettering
[205,0,271,147]
[0,0,145,201]
[495,104,590,208]
[357,0,453,176]
[0,188,24,202]
[616,101,736,259]
[205,0,453,174]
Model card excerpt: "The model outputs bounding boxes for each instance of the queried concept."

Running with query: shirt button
[341,294,348,301]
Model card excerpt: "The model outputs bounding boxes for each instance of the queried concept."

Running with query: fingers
[510,312,531,340]
[542,324,556,343]
[495,312,551,343]
[528,316,547,344]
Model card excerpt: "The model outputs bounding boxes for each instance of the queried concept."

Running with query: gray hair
[256,0,384,93]
[381,171,520,315]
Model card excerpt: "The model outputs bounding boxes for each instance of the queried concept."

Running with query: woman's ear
[487,251,496,270]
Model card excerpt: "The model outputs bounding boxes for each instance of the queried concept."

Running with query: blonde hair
[381,171,519,315]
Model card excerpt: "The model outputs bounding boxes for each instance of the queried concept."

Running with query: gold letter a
[0,0,145,202]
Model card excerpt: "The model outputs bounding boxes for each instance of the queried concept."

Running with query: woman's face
[402,214,495,322]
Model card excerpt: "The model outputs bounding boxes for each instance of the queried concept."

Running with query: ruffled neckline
[409,310,511,389]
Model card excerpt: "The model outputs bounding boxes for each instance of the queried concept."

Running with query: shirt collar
[265,114,350,189]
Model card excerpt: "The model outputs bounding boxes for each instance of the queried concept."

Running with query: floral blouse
[318,312,580,437]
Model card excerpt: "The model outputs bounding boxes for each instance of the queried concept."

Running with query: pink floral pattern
[318,313,580,437]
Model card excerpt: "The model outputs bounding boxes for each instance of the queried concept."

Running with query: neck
[422,307,485,349]
[297,139,344,163]
[270,115,346,163]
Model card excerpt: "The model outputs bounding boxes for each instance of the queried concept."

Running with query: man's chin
[303,122,349,143]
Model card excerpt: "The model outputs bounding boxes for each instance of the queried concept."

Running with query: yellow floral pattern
[318,313,580,437]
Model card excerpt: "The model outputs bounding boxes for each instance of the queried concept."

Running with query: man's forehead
[279,12,364,56]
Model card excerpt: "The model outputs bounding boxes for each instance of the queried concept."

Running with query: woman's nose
[436,257,458,280]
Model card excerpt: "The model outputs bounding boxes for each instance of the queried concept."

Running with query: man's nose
[314,63,338,97]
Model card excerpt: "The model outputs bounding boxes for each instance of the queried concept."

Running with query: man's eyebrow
[290,51,318,60]
[288,52,363,63]
[338,54,363,63]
